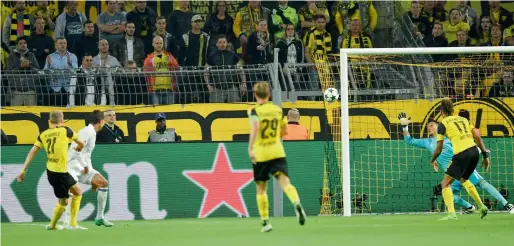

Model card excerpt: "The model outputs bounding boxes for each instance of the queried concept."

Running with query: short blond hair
[253,82,270,99]
[49,110,64,124]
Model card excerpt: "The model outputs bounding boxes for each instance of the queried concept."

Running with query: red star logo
[183,143,254,218]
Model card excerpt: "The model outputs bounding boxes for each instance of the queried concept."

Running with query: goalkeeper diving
[398,112,514,214]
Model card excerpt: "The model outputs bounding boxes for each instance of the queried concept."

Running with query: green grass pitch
[2,214,513,246]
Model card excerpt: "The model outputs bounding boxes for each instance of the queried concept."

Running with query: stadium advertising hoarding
[1,142,324,222]
[2,139,512,222]
[2,98,513,144]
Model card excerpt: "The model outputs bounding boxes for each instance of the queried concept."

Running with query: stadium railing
[2,54,513,107]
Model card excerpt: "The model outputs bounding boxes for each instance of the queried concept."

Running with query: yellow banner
[1,99,513,144]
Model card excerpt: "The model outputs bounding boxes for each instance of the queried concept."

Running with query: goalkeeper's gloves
[397,112,411,132]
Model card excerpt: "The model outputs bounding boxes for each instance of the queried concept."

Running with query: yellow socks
[70,195,82,227]
[462,180,485,207]
[283,184,300,205]
[256,194,269,221]
[442,187,456,214]
[49,203,66,228]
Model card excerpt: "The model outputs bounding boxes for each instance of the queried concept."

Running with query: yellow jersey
[436,115,476,155]
[248,102,287,162]
[443,21,470,43]
[34,126,78,173]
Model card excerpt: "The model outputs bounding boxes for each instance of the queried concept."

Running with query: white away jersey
[68,124,97,168]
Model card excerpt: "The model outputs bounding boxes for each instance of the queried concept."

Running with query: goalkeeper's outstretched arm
[399,112,429,149]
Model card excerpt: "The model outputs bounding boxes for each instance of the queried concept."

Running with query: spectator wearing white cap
[282,108,309,140]
[148,113,181,142]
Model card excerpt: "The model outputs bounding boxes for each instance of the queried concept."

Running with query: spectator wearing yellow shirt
[272,0,299,44]
[28,1,57,37]
[1,2,12,30]
[482,23,503,47]
[341,19,373,49]
[443,8,470,43]
[2,1,34,49]
[482,24,505,62]
[503,24,513,45]
[143,36,180,105]
[298,1,330,39]
[233,0,276,56]
[303,15,330,96]
[341,19,373,91]
[484,1,513,30]
[334,0,377,37]
[304,15,332,63]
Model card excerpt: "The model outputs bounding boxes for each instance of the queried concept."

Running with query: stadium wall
[2,139,512,222]
[2,98,513,144]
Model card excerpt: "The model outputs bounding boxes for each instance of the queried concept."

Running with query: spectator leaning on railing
[44,37,78,107]
[93,39,122,106]
[2,0,34,50]
[143,36,180,105]
[6,36,39,106]
[277,23,304,66]
[204,35,246,103]
[76,54,98,106]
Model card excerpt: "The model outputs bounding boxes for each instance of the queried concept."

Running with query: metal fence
[2,55,513,107]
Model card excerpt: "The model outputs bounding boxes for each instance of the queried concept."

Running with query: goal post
[338,46,514,217]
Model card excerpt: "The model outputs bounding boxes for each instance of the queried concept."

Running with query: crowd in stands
[1,0,513,107]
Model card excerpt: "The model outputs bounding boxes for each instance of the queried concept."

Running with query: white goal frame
[339,46,514,217]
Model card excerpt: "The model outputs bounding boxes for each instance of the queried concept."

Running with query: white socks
[96,188,108,220]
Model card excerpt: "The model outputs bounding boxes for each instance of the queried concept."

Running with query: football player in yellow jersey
[17,110,86,230]
[430,99,490,220]
[248,82,306,233]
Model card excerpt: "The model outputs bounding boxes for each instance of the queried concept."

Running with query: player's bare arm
[430,140,443,166]
[248,116,259,164]
[471,127,490,171]
[17,145,41,182]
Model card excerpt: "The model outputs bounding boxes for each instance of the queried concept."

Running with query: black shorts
[253,158,289,181]
[46,169,76,199]
[445,147,479,181]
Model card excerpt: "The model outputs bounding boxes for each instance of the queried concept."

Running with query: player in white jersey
[65,110,113,227]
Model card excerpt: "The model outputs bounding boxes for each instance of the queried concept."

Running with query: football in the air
[324,88,339,103]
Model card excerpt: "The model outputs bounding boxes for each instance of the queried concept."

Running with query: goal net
[315,47,514,216]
